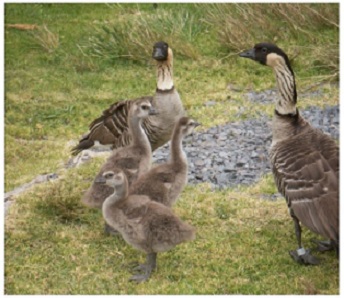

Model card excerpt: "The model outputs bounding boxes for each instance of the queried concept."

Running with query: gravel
[152,104,339,189]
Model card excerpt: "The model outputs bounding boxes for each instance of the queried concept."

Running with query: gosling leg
[129,253,157,283]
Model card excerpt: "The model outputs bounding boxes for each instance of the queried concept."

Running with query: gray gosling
[129,116,200,207]
[82,98,156,209]
[239,42,339,265]
[71,41,184,155]
[101,169,195,283]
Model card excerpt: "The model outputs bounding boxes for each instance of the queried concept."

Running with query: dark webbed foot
[129,253,157,283]
[289,247,320,265]
[311,239,335,252]
[104,223,120,236]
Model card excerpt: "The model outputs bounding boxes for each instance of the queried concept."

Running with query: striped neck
[268,53,297,115]
[156,50,174,91]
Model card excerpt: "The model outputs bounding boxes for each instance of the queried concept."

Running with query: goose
[239,42,339,265]
[129,116,200,207]
[71,41,184,155]
[81,97,156,210]
[100,169,195,283]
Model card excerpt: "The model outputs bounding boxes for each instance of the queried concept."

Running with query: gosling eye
[189,122,194,126]
[141,105,149,110]
[105,173,114,179]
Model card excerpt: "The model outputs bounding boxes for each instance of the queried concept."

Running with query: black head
[239,42,291,70]
[152,41,169,61]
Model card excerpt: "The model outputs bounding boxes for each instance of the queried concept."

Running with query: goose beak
[194,122,201,127]
[95,176,106,184]
[149,108,158,116]
[152,47,167,61]
[239,48,255,60]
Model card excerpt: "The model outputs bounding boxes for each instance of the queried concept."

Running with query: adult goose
[239,42,339,265]
[129,116,200,207]
[101,169,195,283]
[71,41,184,155]
[82,98,155,209]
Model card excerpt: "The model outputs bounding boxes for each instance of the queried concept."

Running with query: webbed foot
[129,263,154,283]
[289,247,320,265]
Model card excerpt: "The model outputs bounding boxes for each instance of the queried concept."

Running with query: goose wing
[71,96,153,155]
[271,137,339,242]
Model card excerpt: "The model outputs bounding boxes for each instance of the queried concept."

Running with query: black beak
[152,47,167,61]
[239,48,255,60]
[194,122,201,127]
[149,107,158,116]
[94,176,106,184]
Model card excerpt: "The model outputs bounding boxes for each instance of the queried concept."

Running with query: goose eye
[262,47,267,53]
[106,173,114,179]
[142,105,148,110]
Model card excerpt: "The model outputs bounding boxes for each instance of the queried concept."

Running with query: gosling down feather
[101,169,195,283]
[239,42,339,265]
[71,41,184,155]
[82,98,155,209]
[129,116,200,207]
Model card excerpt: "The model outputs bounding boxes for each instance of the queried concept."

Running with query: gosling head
[152,41,171,62]
[239,42,292,70]
[131,98,158,119]
[178,117,201,137]
[102,170,125,188]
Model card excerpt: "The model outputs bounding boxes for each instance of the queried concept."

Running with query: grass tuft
[30,24,59,53]
[84,5,205,62]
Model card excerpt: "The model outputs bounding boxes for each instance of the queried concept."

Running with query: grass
[5,166,339,294]
[4,3,339,294]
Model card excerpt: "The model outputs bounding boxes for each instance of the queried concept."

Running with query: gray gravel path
[153,104,339,189]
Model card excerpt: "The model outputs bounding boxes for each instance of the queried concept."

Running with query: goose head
[239,42,292,70]
[152,41,172,62]
[102,169,126,188]
[178,117,201,137]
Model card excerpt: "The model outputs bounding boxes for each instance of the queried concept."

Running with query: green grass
[5,166,339,294]
[5,3,339,294]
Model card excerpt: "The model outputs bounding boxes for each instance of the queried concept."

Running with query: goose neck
[156,57,174,91]
[272,59,297,115]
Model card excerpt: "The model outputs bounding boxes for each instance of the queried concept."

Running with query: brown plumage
[239,42,339,265]
[71,41,184,155]
[101,169,195,283]
[129,117,200,207]
[81,98,156,209]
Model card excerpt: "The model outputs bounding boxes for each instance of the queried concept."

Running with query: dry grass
[204,3,339,80]
[84,7,204,61]
[30,24,59,53]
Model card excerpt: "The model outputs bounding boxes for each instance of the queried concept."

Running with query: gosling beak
[239,48,255,60]
[194,122,201,127]
[94,176,106,184]
[149,108,158,116]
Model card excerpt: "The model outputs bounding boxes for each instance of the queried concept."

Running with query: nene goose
[239,43,339,265]
[101,169,195,283]
[82,98,156,209]
[71,41,184,155]
[129,117,200,206]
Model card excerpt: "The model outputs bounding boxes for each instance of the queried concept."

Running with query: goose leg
[104,222,120,236]
[288,210,319,265]
[129,253,157,283]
